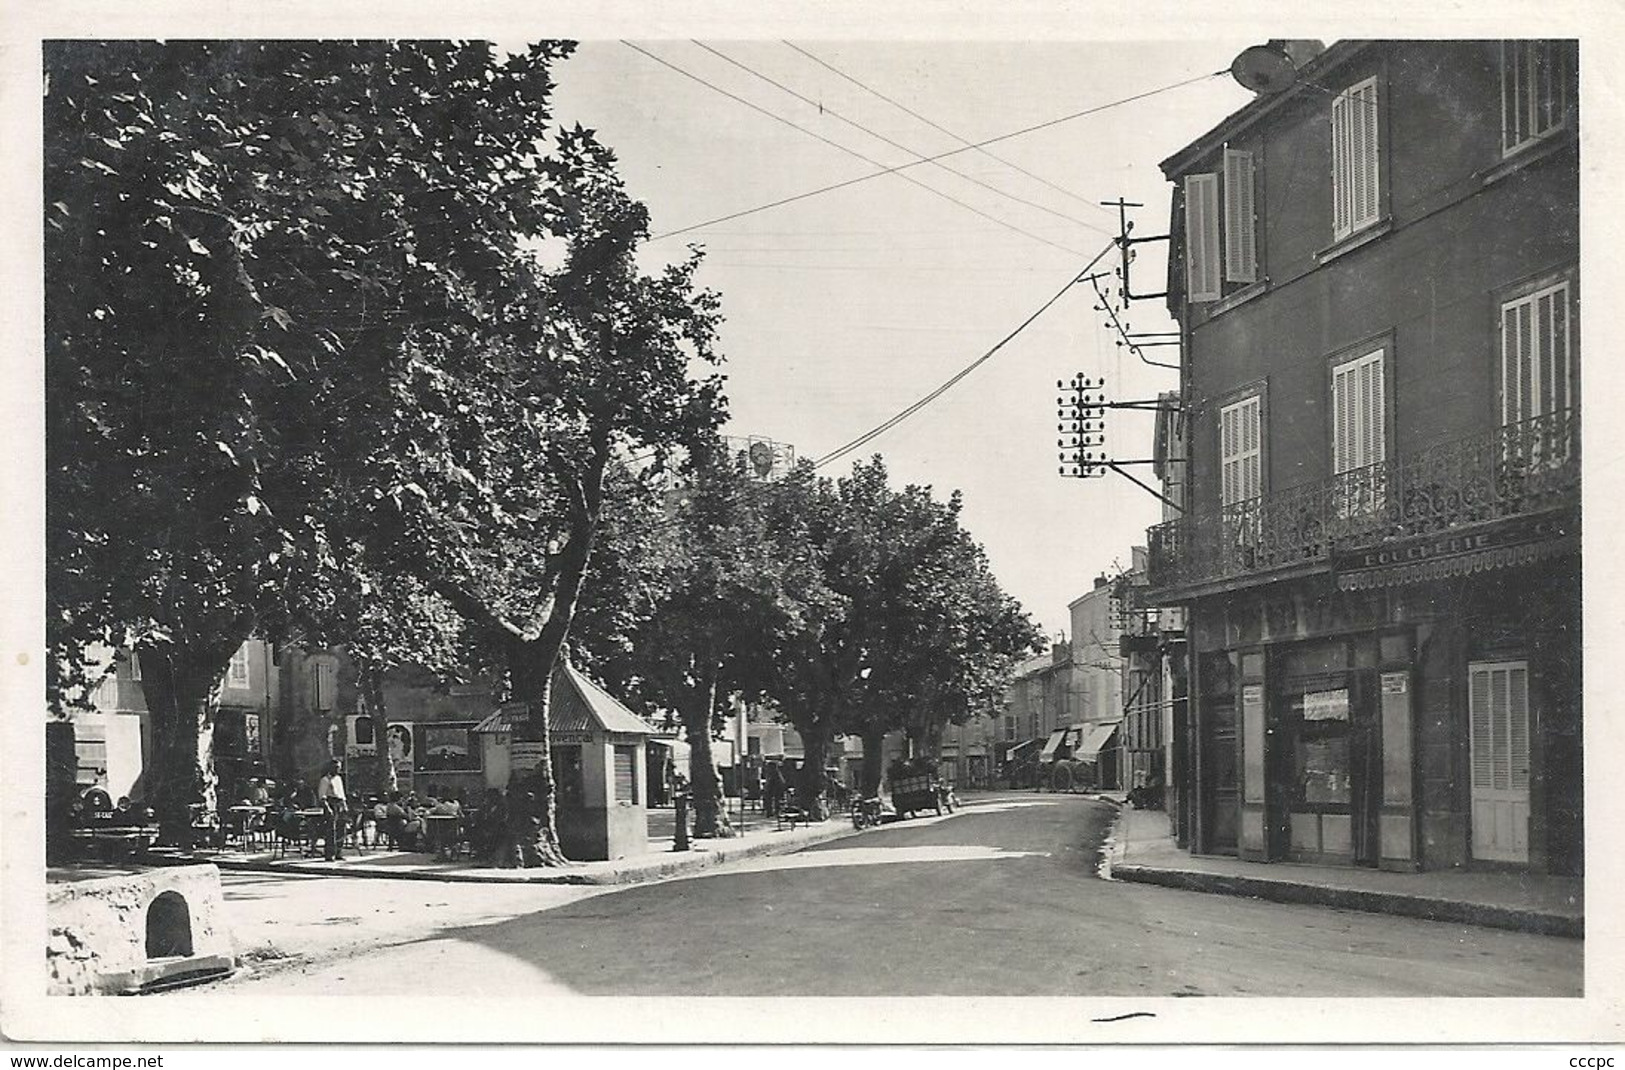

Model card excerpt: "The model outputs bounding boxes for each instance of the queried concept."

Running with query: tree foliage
[44,39,588,842]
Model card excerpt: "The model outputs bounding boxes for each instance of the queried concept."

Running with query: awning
[1039,728,1069,762]
[1005,738,1041,761]
[1072,721,1122,762]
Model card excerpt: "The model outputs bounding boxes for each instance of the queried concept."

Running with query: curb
[1101,807,1581,938]
[1109,863,1584,938]
[182,820,862,887]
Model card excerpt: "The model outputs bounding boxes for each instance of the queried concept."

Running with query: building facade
[1147,40,1580,875]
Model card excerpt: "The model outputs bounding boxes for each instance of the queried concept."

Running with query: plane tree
[44,39,586,845]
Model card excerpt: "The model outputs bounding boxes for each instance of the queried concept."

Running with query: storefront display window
[1286,673,1353,810]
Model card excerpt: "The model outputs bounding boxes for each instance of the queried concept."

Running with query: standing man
[316,759,349,861]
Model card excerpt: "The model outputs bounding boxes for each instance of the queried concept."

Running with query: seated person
[352,800,378,846]
[247,777,271,805]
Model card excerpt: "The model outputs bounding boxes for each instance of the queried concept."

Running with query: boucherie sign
[1333,508,1576,578]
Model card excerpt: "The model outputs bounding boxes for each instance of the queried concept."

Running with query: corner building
[1146,40,1580,875]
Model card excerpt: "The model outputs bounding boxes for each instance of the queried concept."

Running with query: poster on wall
[385,722,415,782]
[418,723,481,772]
[509,741,546,773]
[243,713,261,756]
[345,714,378,757]
[1302,688,1350,721]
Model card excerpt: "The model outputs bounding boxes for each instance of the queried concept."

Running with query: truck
[1035,722,1120,793]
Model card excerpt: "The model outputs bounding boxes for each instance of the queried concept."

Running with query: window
[1183,172,1221,302]
[1219,396,1262,507]
[1502,41,1571,156]
[1331,348,1387,515]
[128,650,142,682]
[1223,148,1257,284]
[1003,715,1016,742]
[553,746,585,808]
[312,657,337,711]
[92,672,118,710]
[1500,279,1574,425]
[226,644,251,688]
[613,745,639,804]
[1332,77,1381,240]
[1185,150,1260,306]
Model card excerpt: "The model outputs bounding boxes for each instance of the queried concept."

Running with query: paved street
[216,794,1581,997]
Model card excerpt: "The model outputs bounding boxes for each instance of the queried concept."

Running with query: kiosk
[475,665,655,861]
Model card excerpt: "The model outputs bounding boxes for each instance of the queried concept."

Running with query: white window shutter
[1223,149,1257,283]
[1220,396,1261,507]
[1242,398,1260,500]
[1332,92,1350,237]
[1184,173,1221,302]
[1333,78,1381,239]
[1358,81,1380,226]
[1332,363,1352,474]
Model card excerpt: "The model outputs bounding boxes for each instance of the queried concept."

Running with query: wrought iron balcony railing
[1146,409,1579,593]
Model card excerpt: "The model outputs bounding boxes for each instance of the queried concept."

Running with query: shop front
[1186,549,1579,876]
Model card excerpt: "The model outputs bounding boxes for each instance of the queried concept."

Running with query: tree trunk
[137,639,240,850]
[497,637,570,867]
[860,724,887,797]
[686,725,734,839]
[683,663,734,838]
[799,729,830,820]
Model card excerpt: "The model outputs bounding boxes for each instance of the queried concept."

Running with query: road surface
[217,793,1581,997]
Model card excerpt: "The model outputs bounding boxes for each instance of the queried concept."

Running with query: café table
[424,813,460,860]
[226,804,268,849]
[296,808,329,856]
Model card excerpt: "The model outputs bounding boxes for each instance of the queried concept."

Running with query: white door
[1468,661,1531,863]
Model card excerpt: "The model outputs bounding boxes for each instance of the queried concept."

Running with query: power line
[694,40,1111,239]
[813,240,1116,468]
[630,64,1225,242]
[623,41,1084,259]
[623,241,1118,536]
[780,42,1118,224]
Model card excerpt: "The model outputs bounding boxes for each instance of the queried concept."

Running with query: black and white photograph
[4,0,1622,1051]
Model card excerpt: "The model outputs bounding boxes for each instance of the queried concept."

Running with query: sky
[543,40,1257,637]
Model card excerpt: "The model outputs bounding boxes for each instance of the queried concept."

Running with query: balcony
[1146,409,1579,598]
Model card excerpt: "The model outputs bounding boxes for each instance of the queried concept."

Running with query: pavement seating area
[152,798,859,886]
[1104,800,1584,937]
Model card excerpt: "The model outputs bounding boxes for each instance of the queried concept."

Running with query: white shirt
[317,773,347,804]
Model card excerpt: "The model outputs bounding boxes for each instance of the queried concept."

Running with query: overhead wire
[780,41,1119,224]
[693,40,1112,239]
[619,57,1227,241]
[623,41,1084,259]
[812,240,1117,468]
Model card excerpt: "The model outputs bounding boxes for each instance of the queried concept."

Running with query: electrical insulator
[1054,374,1107,479]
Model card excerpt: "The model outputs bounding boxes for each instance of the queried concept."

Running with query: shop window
[552,746,584,808]
[1286,676,1354,809]
[614,745,638,804]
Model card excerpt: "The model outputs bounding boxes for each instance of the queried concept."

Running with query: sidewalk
[1102,802,1584,937]
[152,804,857,887]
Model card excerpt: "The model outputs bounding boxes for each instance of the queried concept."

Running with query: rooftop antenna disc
[1230,43,1299,95]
